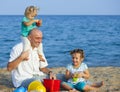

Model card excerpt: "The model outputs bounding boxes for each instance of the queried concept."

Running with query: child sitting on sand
[61,48,104,92]
[21,6,45,61]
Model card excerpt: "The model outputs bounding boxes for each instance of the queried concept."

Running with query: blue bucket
[14,86,27,92]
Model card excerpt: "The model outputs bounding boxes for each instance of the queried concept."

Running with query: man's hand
[49,72,56,80]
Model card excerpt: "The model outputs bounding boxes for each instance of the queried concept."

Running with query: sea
[0,15,120,68]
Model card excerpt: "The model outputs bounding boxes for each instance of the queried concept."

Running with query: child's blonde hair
[24,6,39,17]
[70,48,84,58]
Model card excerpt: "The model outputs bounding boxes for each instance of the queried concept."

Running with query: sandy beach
[0,67,120,92]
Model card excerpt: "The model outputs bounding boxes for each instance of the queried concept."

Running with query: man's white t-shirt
[9,42,48,87]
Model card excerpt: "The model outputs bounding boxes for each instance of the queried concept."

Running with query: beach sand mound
[0,67,120,92]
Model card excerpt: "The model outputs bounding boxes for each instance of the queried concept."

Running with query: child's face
[71,53,83,66]
[27,10,37,20]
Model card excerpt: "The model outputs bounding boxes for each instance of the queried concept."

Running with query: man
[7,28,54,88]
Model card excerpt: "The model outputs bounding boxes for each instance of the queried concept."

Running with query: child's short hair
[70,48,84,58]
[24,6,39,17]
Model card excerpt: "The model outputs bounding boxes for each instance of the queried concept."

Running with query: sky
[0,0,120,15]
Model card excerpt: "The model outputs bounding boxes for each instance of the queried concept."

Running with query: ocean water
[0,15,120,68]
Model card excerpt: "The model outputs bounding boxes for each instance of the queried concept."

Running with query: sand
[0,67,120,92]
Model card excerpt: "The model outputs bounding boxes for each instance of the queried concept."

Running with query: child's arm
[65,69,72,80]
[78,69,90,79]
[23,19,39,26]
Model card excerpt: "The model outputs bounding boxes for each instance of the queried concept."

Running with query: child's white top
[66,63,88,84]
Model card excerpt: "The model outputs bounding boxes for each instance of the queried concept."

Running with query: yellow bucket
[28,80,46,92]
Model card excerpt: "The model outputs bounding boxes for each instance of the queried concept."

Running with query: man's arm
[7,50,29,71]
[40,67,56,79]
[40,67,51,74]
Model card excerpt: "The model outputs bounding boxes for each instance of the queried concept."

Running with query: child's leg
[75,81,100,92]
[83,81,104,92]
[37,44,45,62]
[91,81,104,88]
[83,85,98,92]
[61,82,74,91]
[75,82,86,92]
[21,36,31,52]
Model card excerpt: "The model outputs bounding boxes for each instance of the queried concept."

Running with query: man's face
[30,32,42,48]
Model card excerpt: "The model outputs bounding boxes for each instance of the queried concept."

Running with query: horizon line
[0,14,120,16]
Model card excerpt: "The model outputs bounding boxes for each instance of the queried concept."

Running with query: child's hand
[77,72,84,78]
[72,72,79,78]
[34,19,39,22]
[39,19,42,24]
[39,54,45,62]
[72,72,79,82]
[36,19,42,27]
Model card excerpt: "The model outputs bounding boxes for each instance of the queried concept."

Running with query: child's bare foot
[39,54,45,62]
[92,81,104,88]
[96,81,104,87]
